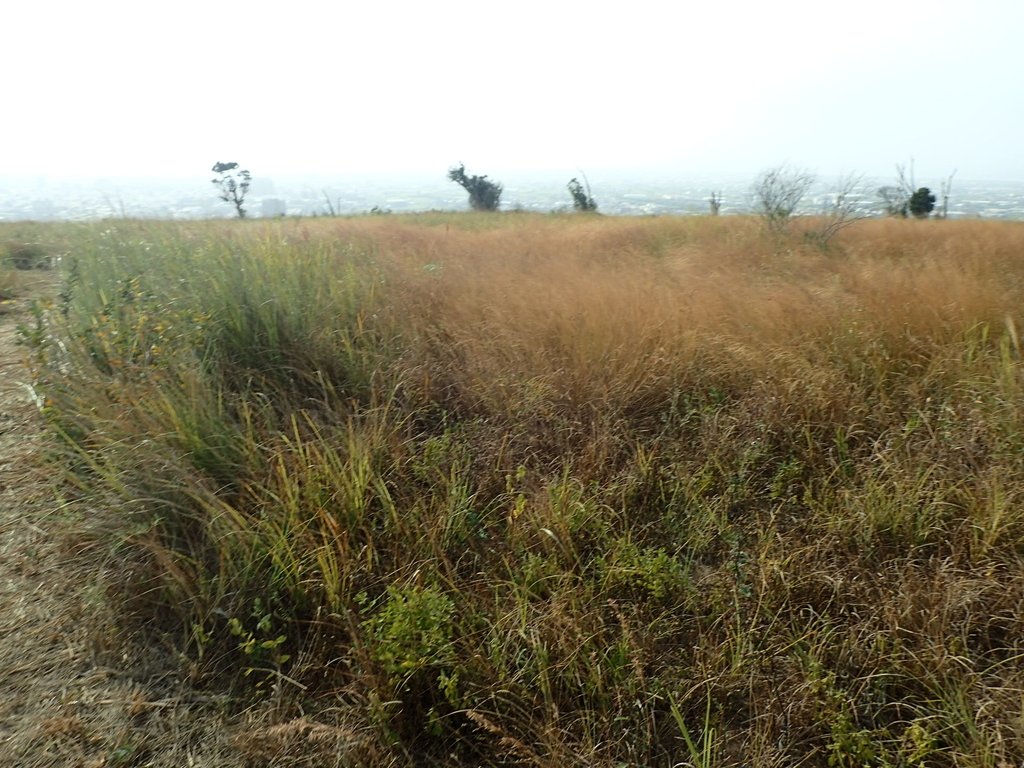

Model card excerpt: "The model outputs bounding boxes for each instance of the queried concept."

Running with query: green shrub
[361,584,456,688]
[4,241,52,269]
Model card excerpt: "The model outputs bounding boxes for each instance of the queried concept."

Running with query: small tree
[877,185,909,217]
[211,161,251,219]
[877,162,915,217]
[567,176,598,212]
[909,187,936,219]
[448,164,503,211]
[753,166,815,232]
[807,174,869,248]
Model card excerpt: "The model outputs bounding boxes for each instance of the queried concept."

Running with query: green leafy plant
[900,720,936,768]
[598,539,688,599]
[361,584,456,688]
[227,598,291,683]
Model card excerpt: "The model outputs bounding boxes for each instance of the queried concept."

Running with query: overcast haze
[4,0,1023,184]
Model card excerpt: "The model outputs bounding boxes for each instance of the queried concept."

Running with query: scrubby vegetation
[12,213,1024,765]
[3,240,52,270]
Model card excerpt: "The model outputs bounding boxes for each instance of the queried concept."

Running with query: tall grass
[15,214,1024,765]
[0,268,18,304]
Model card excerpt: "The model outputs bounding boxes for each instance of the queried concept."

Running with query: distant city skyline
[3,0,1023,183]
[3,172,1023,223]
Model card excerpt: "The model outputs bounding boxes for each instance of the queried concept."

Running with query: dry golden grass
[11,213,1024,766]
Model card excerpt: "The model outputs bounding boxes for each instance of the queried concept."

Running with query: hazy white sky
[4,0,1022,182]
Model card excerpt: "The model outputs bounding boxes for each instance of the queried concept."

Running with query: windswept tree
[752,165,814,232]
[448,164,503,211]
[211,161,252,219]
[567,176,598,212]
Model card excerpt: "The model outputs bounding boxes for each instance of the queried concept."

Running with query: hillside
[4,213,1024,766]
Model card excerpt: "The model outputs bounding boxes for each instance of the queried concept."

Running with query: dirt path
[0,277,244,767]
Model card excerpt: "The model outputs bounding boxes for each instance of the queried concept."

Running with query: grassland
[7,213,1024,766]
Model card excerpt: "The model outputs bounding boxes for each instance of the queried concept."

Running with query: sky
[3,0,1023,183]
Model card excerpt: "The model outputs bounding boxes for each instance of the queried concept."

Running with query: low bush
[3,240,52,270]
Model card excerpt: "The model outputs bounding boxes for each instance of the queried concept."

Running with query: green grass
[12,213,1024,766]
[0,269,18,304]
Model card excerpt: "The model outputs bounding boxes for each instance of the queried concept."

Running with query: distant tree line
[211,158,958,223]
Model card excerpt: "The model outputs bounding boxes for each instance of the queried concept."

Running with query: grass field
[7,212,1024,766]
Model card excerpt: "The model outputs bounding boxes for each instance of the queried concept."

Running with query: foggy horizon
[3,164,1019,188]
[3,0,1022,187]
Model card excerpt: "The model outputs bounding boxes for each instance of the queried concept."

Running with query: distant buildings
[30,199,57,220]
[1,176,1023,221]
[249,177,276,196]
[260,198,288,217]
